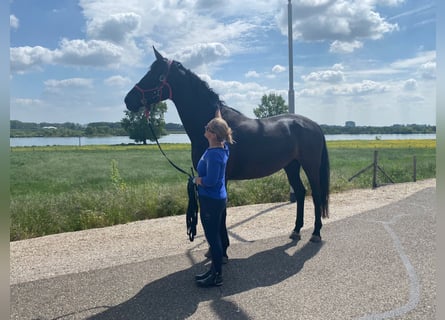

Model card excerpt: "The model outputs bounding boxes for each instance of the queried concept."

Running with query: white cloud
[334,80,388,95]
[86,12,141,44]
[332,63,344,71]
[173,43,230,70]
[78,0,262,71]
[418,61,435,79]
[10,46,53,73]
[372,0,405,6]
[403,78,417,91]
[10,39,126,74]
[53,39,124,67]
[277,0,399,44]
[11,0,404,76]
[302,69,345,83]
[44,78,94,92]
[104,75,132,87]
[201,75,268,94]
[195,0,282,16]
[297,87,321,98]
[272,65,286,73]
[245,70,260,78]
[298,79,387,97]
[330,40,363,53]
[10,14,19,29]
[390,50,435,69]
[390,50,436,79]
[169,20,257,60]
[199,74,275,117]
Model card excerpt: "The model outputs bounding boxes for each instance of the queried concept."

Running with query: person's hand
[193,177,202,185]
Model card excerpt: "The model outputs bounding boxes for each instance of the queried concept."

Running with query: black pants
[199,195,228,274]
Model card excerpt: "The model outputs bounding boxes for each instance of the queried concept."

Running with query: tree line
[10,120,184,138]
[10,120,435,137]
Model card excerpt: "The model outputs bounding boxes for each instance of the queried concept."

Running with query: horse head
[124,47,174,113]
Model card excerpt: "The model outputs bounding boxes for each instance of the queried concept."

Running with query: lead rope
[145,114,198,241]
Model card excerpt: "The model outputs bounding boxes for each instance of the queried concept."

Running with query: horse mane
[179,63,245,118]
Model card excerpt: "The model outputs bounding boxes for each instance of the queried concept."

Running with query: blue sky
[10,0,436,126]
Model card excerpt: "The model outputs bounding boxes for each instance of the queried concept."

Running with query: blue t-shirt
[197,144,230,199]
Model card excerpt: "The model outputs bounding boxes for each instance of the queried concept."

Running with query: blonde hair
[207,117,234,144]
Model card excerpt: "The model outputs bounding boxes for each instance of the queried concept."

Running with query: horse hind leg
[284,161,306,241]
[303,165,323,243]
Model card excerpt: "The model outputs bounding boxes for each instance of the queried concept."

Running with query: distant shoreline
[10,133,436,148]
[9,129,437,138]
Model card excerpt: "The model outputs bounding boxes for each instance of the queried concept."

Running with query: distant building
[42,126,57,129]
[345,121,355,127]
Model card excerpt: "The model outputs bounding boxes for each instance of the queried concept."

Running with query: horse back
[224,113,325,180]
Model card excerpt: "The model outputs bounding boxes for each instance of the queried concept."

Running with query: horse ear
[153,46,164,61]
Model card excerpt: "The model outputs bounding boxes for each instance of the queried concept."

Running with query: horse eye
[159,75,165,82]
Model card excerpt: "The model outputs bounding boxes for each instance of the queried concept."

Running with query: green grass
[10,140,436,241]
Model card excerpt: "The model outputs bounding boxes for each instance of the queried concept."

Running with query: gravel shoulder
[10,179,435,285]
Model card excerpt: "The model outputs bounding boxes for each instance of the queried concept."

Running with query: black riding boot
[195,269,212,281]
[196,271,223,287]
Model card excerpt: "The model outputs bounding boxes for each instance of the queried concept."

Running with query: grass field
[10,139,436,241]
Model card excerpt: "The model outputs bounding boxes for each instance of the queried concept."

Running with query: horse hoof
[289,231,301,240]
[310,235,322,243]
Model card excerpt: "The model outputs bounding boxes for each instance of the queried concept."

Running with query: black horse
[125,47,330,243]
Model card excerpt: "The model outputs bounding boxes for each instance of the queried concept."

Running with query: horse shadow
[87,239,322,319]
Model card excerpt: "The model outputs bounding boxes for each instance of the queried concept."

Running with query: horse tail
[320,137,330,218]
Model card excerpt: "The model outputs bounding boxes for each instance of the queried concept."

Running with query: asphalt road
[11,187,436,320]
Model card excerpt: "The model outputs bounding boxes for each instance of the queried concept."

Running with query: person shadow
[87,238,323,320]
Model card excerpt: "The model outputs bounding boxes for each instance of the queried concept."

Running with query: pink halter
[134,60,173,111]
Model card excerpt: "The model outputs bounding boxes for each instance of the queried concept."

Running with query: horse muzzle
[124,87,154,112]
[124,90,140,112]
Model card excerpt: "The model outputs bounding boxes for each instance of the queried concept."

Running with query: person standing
[193,115,234,287]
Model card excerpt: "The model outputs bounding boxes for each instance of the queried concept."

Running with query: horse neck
[169,94,212,168]
[174,100,212,136]
[170,77,219,141]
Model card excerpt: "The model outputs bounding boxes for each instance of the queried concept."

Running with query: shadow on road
[88,239,323,319]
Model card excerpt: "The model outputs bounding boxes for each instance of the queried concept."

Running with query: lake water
[10,133,436,147]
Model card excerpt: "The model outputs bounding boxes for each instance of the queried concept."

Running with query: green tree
[253,93,288,118]
[121,102,168,144]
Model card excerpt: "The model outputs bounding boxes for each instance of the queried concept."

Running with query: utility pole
[288,0,295,114]
[288,0,296,202]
